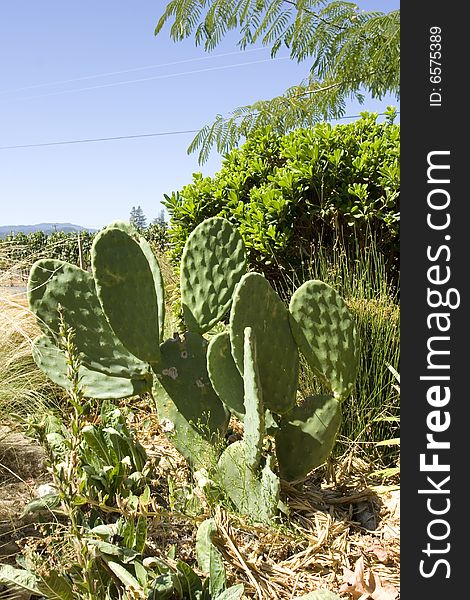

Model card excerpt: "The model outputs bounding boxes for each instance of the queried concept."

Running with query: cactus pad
[207,332,245,419]
[230,272,299,414]
[289,280,358,400]
[28,259,149,382]
[139,236,165,340]
[242,327,264,470]
[32,335,150,399]
[216,327,280,523]
[152,332,229,469]
[92,226,161,364]
[217,441,280,524]
[275,395,341,481]
[180,217,247,333]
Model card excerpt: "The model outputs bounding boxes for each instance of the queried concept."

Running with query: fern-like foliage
[156,1,400,162]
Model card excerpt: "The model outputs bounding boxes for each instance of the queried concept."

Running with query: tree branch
[281,0,349,31]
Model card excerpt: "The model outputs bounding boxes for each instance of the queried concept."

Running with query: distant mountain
[0,223,97,238]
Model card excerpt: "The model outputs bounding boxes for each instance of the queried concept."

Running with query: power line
[0,112,399,151]
[4,56,290,103]
[0,47,269,96]
[0,129,200,150]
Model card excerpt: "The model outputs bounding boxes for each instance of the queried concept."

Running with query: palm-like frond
[155,1,400,162]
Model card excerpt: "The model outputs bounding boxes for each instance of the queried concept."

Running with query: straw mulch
[132,402,400,600]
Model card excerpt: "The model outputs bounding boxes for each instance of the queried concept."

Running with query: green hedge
[164,112,400,285]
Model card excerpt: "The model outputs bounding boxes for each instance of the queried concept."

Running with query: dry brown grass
[128,400,400,599]
[0,287,62,423]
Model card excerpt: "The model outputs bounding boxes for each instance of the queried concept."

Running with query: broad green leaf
[106,561,141,591]
[134,560,148,588]
[82,425,115,466]
[174,561,202,599]
[216,584,245,599]
[0,565,42,595]
[38,570,75,600]
[21,493,61,517]
[150,573,174,599]
[196,518,225,597]
[89,524,117,537]
[87,538,139,563]
[135,516,148,554]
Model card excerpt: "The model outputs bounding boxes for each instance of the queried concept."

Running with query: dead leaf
[339,556,399,600]
[365,543,390,564]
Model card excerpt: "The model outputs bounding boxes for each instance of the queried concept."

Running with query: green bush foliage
[164,112,400,284]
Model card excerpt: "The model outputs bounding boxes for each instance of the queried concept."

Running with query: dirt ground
[0,426,48,560]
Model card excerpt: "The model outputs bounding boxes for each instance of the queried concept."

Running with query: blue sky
[0,1,399,230]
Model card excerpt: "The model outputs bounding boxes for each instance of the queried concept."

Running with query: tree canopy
[155,1,400,162]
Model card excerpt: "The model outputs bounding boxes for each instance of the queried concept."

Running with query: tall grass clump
[0,250,61,424]
[276,233,400,466]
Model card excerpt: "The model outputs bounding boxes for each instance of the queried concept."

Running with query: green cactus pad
[32,335,151,399]
[180,217,247,333]
[152,332,229,469]
[216,327,279,523]
[27,259,149,382]
[229,272,299,414]
[92,226,161,364]
[289,280,358,400]
[275,395,341,481]
[217,441,280,524]
[101,220,139,237]
[103,223,165,340]
[242,327,264,470]
[139,237,165,340]
[207,332,245,419]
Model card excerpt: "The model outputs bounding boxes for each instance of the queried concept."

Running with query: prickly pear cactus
[92,225,161,365]
[275,395,341,481]
[32,335,150,399]
[217,442,280,524]
[138,236,165,340]
[152,332,229,470]
[27,259,151,397]
[216,328,280,523]
[241,328,265,470]
[289,280,358,400]
[27,215,360,488]
[180,217,247,334]
[207,331,245,420]
[229,272,299,415]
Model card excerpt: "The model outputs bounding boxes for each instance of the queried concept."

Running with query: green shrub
[164,112,400,285]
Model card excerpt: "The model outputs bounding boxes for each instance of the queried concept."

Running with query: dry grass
[0,286,55,562]
[128,400,400,599]
[0,291,58,421]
